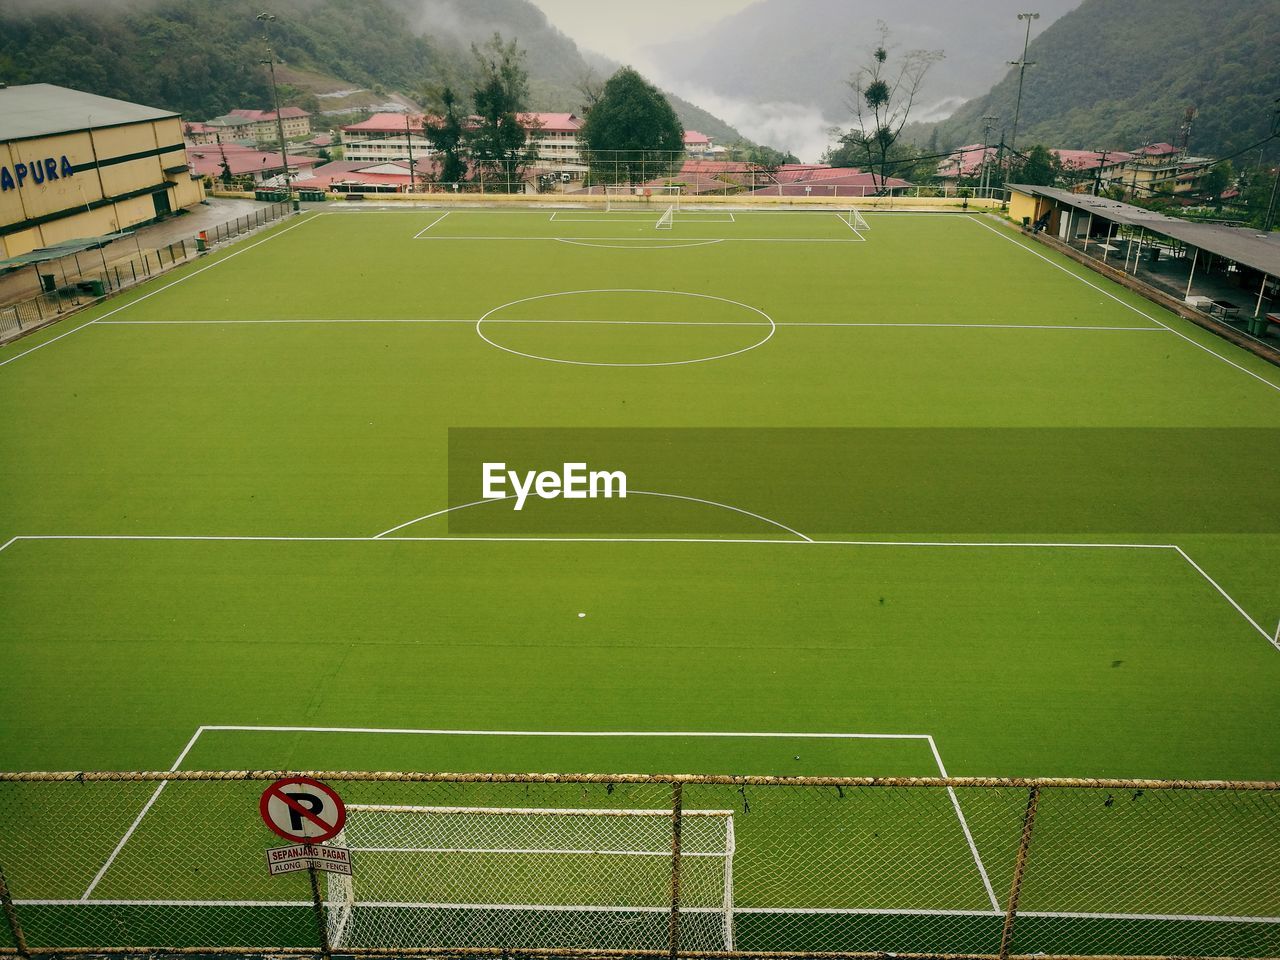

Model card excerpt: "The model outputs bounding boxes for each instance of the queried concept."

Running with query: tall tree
[466,34,536,194]
[425,86,468,186]
[845,22,942,192]
[1012,145,1062,186]
[573,66,606,117]
[579,67,684,185]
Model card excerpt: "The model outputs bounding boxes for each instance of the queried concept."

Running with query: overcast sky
[529,0,759,63]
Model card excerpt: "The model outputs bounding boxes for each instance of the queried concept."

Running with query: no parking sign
[259,776,346,843]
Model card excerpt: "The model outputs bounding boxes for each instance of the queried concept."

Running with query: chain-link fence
[0,773,1275,958]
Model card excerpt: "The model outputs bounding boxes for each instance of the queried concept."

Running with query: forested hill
[914,0,1276,158]
[0,0,746,142]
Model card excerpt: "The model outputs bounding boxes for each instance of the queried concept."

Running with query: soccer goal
[326,804,736,951]
[656,205,675,230]
[838,207,871,231]
[605,184,682,212]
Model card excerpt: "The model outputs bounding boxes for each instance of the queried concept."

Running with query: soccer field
[1,205,1278,954]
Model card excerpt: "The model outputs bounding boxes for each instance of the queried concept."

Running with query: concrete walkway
[0,198,279,307]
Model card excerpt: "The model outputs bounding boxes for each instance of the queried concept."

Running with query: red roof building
[187,143,321,182]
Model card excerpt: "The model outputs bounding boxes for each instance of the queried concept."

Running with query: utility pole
[1179,106,1197,158]
[257,12,293,200]
[1264,97,1280,232]
[981,115,999,196]
[1008,12,1040,158]
[1093,148,1110,196]
[404,112,417,194]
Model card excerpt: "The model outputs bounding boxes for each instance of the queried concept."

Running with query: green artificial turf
[1,207,1277,954]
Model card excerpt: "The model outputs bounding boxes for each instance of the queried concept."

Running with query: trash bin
[1248,314,1269,337]
[196,230,208,253]
[78,279,106,297]
[292,198,301,212]
[40,273,57,292]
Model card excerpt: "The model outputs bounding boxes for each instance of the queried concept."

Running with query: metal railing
[0,202,293,344]
[0,772,1275,958]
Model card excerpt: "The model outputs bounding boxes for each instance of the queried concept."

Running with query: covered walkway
[1009,185,1280,345]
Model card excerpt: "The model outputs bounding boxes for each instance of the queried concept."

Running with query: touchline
[482,462,629,511]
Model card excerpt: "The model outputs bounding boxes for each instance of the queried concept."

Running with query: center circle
[475,289,776,367]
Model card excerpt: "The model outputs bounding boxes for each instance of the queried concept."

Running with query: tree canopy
[465,35,536,192]
[579,67,684,184]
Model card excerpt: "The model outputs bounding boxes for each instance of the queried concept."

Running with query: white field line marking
[5,535,1180,549]
[414,235,867,244]
[372,490,812,542]
[7,536,1268,648]
[738,907,1002,917]
[967,216,1280,395]
[197,724,940,740]
[79,725,206,899]
[312,207,969,218]
[188,721,986,905]
[20,899,313,908]
[1174,546,1277,648]
[550,213,664,222]
[476,288,776,368]
[0,537,17,553]
[556,238,726,250]
[0,213,322,370]
[926,735,999,911]
[94,318,1168,331]
[412,212,451,238]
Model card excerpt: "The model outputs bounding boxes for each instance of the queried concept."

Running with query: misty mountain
[644,0,1083,136]
[0,0,747,143]
[912,0,1278,159]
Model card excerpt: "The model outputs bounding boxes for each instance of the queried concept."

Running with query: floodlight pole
[257,13,293,199]
[1008,13,1040,159]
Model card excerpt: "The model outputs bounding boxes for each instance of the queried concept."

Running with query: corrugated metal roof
[0,84,176,142]
[1009,184,1280,277]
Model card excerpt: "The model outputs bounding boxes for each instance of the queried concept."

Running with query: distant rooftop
[0,83,177,143]
[229,107,311,121]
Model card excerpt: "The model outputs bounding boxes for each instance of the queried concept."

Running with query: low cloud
[664,83,838,163]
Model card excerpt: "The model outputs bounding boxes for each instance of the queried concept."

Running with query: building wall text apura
[0,156,75,192]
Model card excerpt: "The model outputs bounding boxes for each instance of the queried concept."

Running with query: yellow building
[0,83,206,259]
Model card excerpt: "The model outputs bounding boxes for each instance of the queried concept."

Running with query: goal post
[326,804,736,951]
[605,184,682,212]
[839,207,871,230]
[656,205,675,230]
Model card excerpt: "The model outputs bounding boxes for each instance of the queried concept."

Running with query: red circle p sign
[260,777,346,843]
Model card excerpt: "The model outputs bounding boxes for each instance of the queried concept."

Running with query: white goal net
[605,184,682,212]
[839,207,871,231]
[326,804,736,951]
[656,205,675,230]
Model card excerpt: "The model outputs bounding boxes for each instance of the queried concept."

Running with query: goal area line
[81,724,998,913]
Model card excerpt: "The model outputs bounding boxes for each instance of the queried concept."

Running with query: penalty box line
[3,535,1272,648]
[81,725,999,912]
